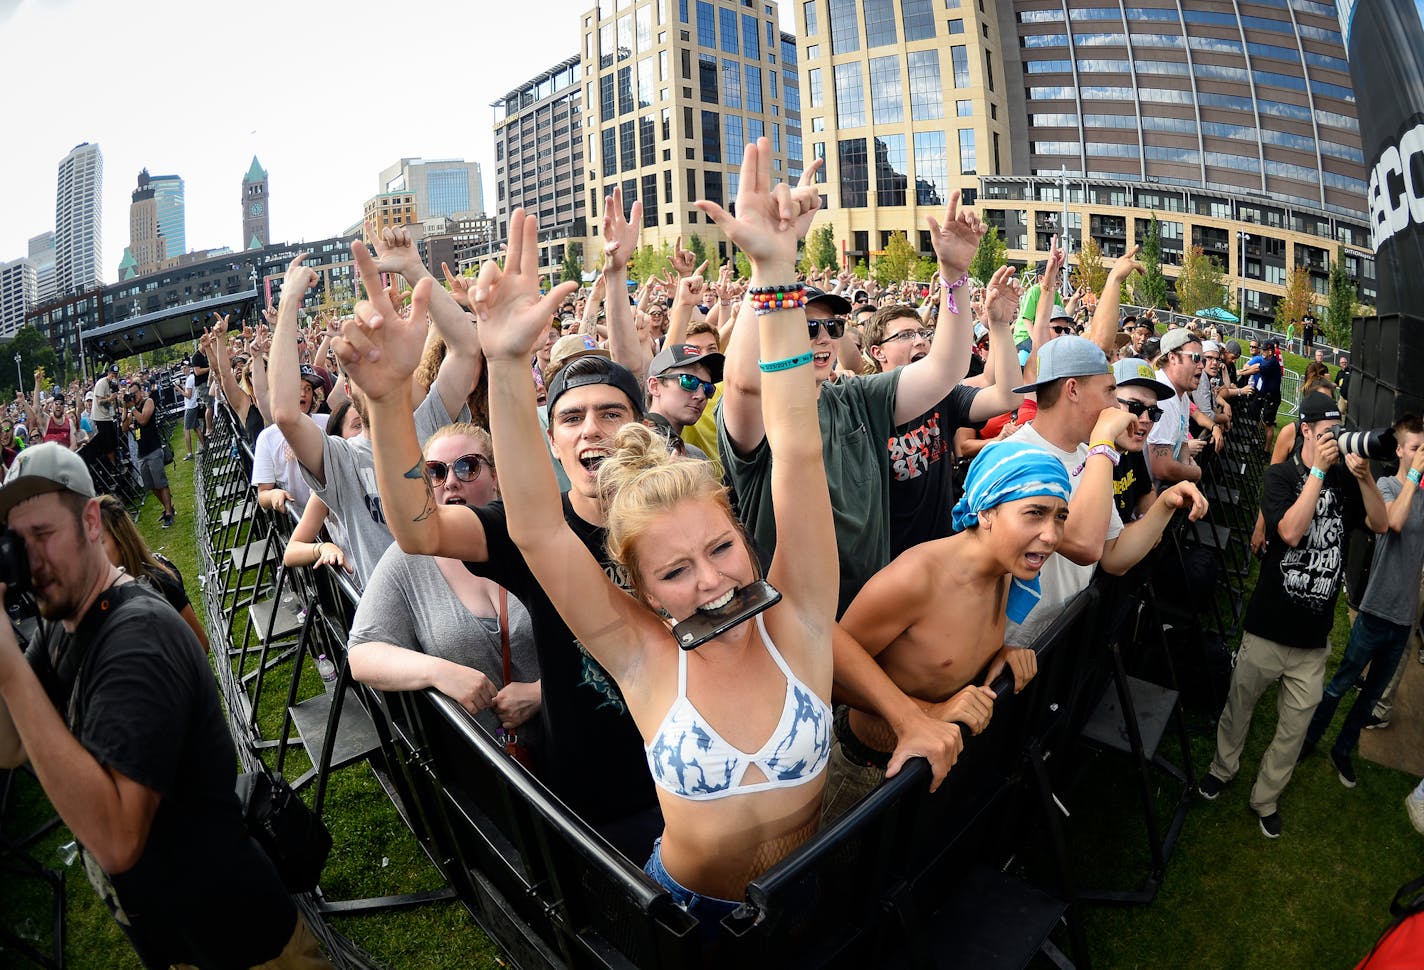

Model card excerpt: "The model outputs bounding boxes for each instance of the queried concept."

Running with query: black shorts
[1260,393,1281,425]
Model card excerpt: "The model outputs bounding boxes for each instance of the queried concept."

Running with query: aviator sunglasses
[659,373,717,396]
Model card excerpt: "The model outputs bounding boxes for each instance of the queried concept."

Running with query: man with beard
[1147,329,1210,487]
[0,443,325,967]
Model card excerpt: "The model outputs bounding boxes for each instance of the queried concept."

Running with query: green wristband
[1310,467,1326,481]
[759,351,814,373]
[1409,468,1422,485]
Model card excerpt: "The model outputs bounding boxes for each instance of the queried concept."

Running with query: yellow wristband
[1089,440,1117,452]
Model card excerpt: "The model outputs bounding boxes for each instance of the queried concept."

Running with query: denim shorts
[644,838,741,926]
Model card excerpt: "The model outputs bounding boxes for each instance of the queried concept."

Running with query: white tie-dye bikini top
[645,614,831,801]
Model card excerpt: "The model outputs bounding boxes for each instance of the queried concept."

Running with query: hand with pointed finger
[983,265,1020,328]
[330,242,433,403]
[442,262,474,309]
[1162,481,1209,521]
[695,137,813,275]
[790,156,826,240]
[1109,243,1145,281]
[279,254,319,312]
[926,190,985,279]
[602,186,642,275]
[261,303,278,328]
[670,236,698,277]
[473,209,580,363]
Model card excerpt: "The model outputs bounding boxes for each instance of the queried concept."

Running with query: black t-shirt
[244,406,266,447]
[1244,461,1366,649]
[26,584,293,968]
[144,554,189,616]
[134,401,162,457]
[466,495,657,826]
[1113,450,1154,523]
[189,350,209,387]
[887,384,980,558]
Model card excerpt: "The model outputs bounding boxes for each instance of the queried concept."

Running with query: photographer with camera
[0,443,328,967]
[119,381,175,528]
[1199,393,1387,838]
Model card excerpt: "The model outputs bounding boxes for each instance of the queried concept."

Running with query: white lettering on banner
[1369,119,1424,250]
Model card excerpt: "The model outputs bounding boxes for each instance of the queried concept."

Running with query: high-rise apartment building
[362,192,420,240]
[28,232,56,304]
[54,142,103,295]
[578,0,802,263]
[379,158,485,221]
[493,56,587,275]
[151,173,186,260]
[793,0,1375,324]
[242,156,270,250]
[129,169,164,276]
[0,257,37,338]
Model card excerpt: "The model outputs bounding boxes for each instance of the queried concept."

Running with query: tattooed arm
[1148,440,1202,484]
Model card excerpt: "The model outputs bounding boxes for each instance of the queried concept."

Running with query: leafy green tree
[7,326,62,396]
[1324,246,1357,349]
[968,226,1006,284]
[561,241,584,284]
[852,258,870,279]
[911,256,939,283]
[629,242,673,283]
[1273,264,1313,335]
[1075,237,1108,297]
[734,251,752,279]
[1138,215,1169,309]
[807,224,838,272]
[872,232,918,285]
[1175,245,1229,314]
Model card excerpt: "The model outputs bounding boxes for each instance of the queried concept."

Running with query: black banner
[1344,0,1424,317]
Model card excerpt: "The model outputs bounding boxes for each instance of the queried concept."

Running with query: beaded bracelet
[750,284,807,315]
[1409,468,1422,485]
[759,351,814,372]
[943,272,970,315]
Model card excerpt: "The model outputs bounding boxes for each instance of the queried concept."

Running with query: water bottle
[316,654,337,685]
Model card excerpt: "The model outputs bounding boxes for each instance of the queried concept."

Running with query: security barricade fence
[188,402,1270,970]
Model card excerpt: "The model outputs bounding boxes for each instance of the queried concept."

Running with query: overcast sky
[0,0,792,281]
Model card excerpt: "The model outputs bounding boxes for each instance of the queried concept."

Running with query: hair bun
[597,422,671,504]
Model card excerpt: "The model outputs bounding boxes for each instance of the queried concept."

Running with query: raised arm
[967,265,1026,421]
[699,137,837,636]
[269,255,328,483]
[580,272,606,337]
[600,188,651,375]
[891,192,982,425]
[665,269,707,348]
[1090,244,1143,357]
[719,157,825,455]
[333,244,489,562]
[208,315,250,418]
[248,322,274,425]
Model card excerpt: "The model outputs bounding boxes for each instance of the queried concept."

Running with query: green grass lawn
[5,420,1419,968]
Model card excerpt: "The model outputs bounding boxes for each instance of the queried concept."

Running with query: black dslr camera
[0,530,32,595]
[122,390,137,406]
[1322,426,1396,462]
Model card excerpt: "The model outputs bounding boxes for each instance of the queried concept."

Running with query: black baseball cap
[648,343,725,383]
[1298,392,1341,424]
[546,357,645,419]
[804,285,852,315]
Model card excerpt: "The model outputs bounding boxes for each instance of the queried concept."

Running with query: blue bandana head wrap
[951,441,1072,624]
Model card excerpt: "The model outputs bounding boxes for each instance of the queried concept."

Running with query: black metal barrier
[194,402,1268,970]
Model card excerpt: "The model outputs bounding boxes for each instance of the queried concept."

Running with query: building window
[640,115,657,165]
[951,45,970,87]
[687,168,698,201]
[745,65,763,112]
[664,169,673,204]
[726,114,745,159]
[720,6,739,53]
[620,120,637,170]
[643,174,659,226]
[697,0,715,47]
[637,4,653,50]
[839,137,869,207]
[829,0,860,54]
[699,54,719,103]
[876,134,909,206]
[865,0,897,47]
[600,73,615,118]
[869,55,903,124]
[902,0,935,40]
[956,99,973,116]
[914,131,948,205]
[804,0,818,34]
[600,22,615,68]
[705,170,724,206]
[958,128,977,174]
[834,62,866,128]
[743,12,761,58]
[617,14,633,60]
[702,109,721,162]
[662,107,672,140]
[908,50,944,120]
[618,65,633,114]
[808,67,823,107]
[948,17,964,33]
[660,49,669,83]
[638,58,654,107]
[723,59,742,108]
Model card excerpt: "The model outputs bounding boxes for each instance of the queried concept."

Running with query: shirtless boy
[824,440,1071,820]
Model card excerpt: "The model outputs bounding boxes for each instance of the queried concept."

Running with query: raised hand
[670,236,697,277]
[1043,235,1066,287]
[279,254,319,312]
[790,157,825,240]
[982,265,1021,328]
[331,243,433,403]
[369,221,429,282]
[261,302,278,328]
[602,186,642,275]
[1108,243,1145,281]
[471,208,579,362]
[696,137,818,276]
[441,261,473,309]
[676,271,707,307]
[925,190,985,278]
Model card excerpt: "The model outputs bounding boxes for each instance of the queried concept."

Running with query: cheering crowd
[1,139,1421,967]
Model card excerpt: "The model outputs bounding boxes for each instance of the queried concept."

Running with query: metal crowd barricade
[193,398,1268,970]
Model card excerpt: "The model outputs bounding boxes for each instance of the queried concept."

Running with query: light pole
[1237,231,1250,326]
[14,353,22,395]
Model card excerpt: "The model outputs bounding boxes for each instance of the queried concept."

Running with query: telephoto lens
[1332,427,1397,462]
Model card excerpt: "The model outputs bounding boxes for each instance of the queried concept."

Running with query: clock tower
[242,155,270,249]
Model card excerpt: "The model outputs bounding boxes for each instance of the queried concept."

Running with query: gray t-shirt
[414,376,470,445]
[1359,475,1424,626]
[299,434,393,588]
[349,547,539,740]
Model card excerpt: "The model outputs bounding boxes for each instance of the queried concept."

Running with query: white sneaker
[1406,788,1424,835]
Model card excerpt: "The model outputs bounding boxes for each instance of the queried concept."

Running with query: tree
[2,326,62,399]
[852,258,871,279]
[968,226,1006,284]
[872,232,918,285]
[1075,237,1108,297]
[806,224,838,272]
[1138,215,1169,309]
[1321,246,1358,349]
[629,241,673,283]
[734,250,752,279]
[911,256,939,283]
[1274,264,1313,335]
[561,241,584,285]
[1175,245,1229,314]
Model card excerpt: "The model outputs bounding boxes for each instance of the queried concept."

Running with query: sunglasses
[1175,351,1204,364]
[425,453,493,485]
[1118,398,1164,422]
[659,373,717,396]
[1051,325,1075,336]
[808,317,847,340]
[877,327,934,346]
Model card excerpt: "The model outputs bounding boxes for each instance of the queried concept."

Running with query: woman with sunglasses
[349,422,541,748]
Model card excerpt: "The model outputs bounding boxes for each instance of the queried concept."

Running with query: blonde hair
[425,421,492,457]
[598,422,752,600]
